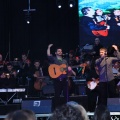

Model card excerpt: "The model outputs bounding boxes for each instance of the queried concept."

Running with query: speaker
[107,98,120,112]
[74,79,86,95]
[21,99,52,114]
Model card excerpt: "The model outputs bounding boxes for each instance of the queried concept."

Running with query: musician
[0,63,17,88]
[0,54,7,72]
[95,45,120,105]
[86,63,99,112]
[92,38,103,58]
[29,60,45,97]
[80,7,110,37]
[47,44,74,105]
[18,53,31,85]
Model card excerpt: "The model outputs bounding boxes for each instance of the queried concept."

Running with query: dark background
[0,0,79,63]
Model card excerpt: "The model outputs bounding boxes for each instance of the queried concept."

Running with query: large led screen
[79,0,120,47]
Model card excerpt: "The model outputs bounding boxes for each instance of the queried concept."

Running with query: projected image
[79,0,120,46]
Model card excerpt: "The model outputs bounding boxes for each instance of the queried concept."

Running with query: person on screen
[95,9,111,26]
[109,9,120,31]
[80,7,110,37]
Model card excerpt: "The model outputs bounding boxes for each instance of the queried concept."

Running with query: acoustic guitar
[87,78,99,90]
[48,64,84,79]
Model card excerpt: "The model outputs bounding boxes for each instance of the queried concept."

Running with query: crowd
[4,103,111,120]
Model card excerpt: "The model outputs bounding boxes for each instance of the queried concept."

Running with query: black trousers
[53,79,69,107]
[98,80,117,106]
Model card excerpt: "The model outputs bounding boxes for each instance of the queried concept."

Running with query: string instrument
[87,78,99,90]
[79,63,87,75]
[48,64,84,79]
[34,69,46,90]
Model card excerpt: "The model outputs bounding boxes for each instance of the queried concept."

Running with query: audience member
[50,101,89,120]
[5,110,36,120]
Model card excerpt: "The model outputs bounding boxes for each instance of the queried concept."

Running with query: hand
[112,45,118,51]
[48,44,53,48]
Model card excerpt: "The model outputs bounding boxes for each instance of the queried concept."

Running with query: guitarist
[47,44,75,106]
[86,63,99,112]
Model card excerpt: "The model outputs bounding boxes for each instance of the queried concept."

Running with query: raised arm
[47,44,53,56]
[112,45,120,60]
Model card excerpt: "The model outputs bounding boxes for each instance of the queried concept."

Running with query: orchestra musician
[0,63,17,88]
[18,53,31,85]
[29,60,45,97]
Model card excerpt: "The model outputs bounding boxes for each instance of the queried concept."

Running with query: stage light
[25,12,31,24]
[56,0,62,8]
[23,0,36,24]
[68,0,76,8]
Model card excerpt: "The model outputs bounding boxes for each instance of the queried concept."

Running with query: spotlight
[68,0,75,8]
[56,0,62,9]
[25,12,31,24]
[23,0,36,24]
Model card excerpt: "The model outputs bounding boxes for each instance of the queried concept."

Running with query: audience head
[5,110,36,120]
[93,105,111,120]
[50,101,88,120]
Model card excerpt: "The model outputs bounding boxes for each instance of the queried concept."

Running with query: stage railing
[0,112,120,120]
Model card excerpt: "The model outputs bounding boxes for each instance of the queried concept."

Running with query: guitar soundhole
[53,67,56,75]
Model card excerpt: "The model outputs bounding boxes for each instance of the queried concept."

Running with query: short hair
[81,7,91,15]
[50,103,88,120]
[55,47,62,52]
[93,105,111,120]
[95,38,100,41]
[6,63,13,66]
[100,48,107,52]
[33,60,40,63]
[6,110,36,120]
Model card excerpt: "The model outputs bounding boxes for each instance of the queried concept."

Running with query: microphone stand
[104,55,109,101]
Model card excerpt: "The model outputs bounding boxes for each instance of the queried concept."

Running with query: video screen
[79,0,120,47]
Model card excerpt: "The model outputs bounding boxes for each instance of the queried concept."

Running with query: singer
[47,44,76,107]
[95,45,120,105]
